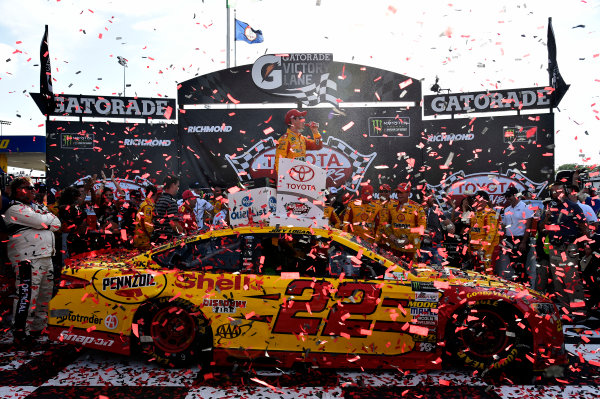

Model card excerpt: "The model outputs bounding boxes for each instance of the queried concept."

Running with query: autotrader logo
[289,165,315,182]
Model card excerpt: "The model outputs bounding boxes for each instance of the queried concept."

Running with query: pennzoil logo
[102,274,156,290]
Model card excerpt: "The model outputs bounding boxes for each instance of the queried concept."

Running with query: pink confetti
[227,93,240,104]
[342,121,354,131]
[164,106,173,119]
[399,78,413,89]
[263,127,274,135]
[434,281,449,289]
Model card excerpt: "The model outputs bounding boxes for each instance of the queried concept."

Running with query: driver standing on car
[274,109,323,175]
[5,177,61,345]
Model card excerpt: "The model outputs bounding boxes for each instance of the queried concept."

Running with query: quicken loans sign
[423,87,552,116]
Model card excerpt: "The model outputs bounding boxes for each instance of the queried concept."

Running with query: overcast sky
[0,0,598,167]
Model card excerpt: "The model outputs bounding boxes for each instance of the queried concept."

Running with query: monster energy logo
[371,119,383,130]
[368,117,410,138]
[61,133,94,149]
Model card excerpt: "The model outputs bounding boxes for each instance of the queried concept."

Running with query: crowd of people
[1,167,599,344]
[329,176,600,324]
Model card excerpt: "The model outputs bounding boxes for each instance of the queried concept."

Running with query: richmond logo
[225,136,376,193]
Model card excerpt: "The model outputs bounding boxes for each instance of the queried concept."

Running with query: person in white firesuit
[5,177,61,345]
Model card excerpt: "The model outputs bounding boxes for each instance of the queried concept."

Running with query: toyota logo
[289,165,315,182]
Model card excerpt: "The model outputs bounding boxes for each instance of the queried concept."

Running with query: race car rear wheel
[134,297,212,368]
[448,304,532,373]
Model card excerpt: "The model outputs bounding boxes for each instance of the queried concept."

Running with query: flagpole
[226,0,230,69]
[234,9,237,68]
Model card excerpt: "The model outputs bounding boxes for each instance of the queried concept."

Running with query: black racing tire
[447,304,532,373]
[134,297,212,368]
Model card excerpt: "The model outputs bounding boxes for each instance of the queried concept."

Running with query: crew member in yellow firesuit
[324,187,342,229]
[375,184,396,208]
[274,109,323,174]
[469,190,500,274]
[342,184,382,243]
[378,183,426,262]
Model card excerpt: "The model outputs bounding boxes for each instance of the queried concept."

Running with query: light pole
[0,120,11,138]
[117,56,128,97]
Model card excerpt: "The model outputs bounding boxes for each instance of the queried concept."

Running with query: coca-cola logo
[284,202,310,215]
[289,165,315,182]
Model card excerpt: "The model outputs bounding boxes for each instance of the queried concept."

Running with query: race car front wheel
[449,304,532,373]
[134,297,212,368]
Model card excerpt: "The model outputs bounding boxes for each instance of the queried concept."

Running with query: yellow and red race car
[47,226,566,374]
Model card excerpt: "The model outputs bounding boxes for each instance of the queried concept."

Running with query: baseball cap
[396,183,411,192]
[379,184,391,192]
[503,186,519,198]
[182,189,198,200]
[285,109,307,125]
[361,184,374,194]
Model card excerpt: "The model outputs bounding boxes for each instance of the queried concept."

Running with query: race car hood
[410,265,547,302]
[65,248,139,269]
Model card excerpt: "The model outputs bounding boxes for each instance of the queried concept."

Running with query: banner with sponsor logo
[177,59,422,107]
[178,107,421,191]
[271,158,326,227]
[46,121,178,189]
[421,113,554,207]
[423,87,553,116]
[32,93,176,120]
[228,187,277,227]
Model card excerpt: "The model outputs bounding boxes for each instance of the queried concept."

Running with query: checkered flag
[426,171,465,212]
[325,136,376,192]
[225,137,276,181]
[281,73,339,108]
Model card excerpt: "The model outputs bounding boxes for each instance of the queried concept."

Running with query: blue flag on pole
[235,19,264,44]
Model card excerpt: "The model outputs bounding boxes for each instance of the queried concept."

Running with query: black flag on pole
[547,17,570,107]
[40,24,54,115]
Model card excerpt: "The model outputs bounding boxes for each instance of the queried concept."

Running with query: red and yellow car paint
[47,226,566,372]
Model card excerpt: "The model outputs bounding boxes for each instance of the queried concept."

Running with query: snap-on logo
[289,165,315,182]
